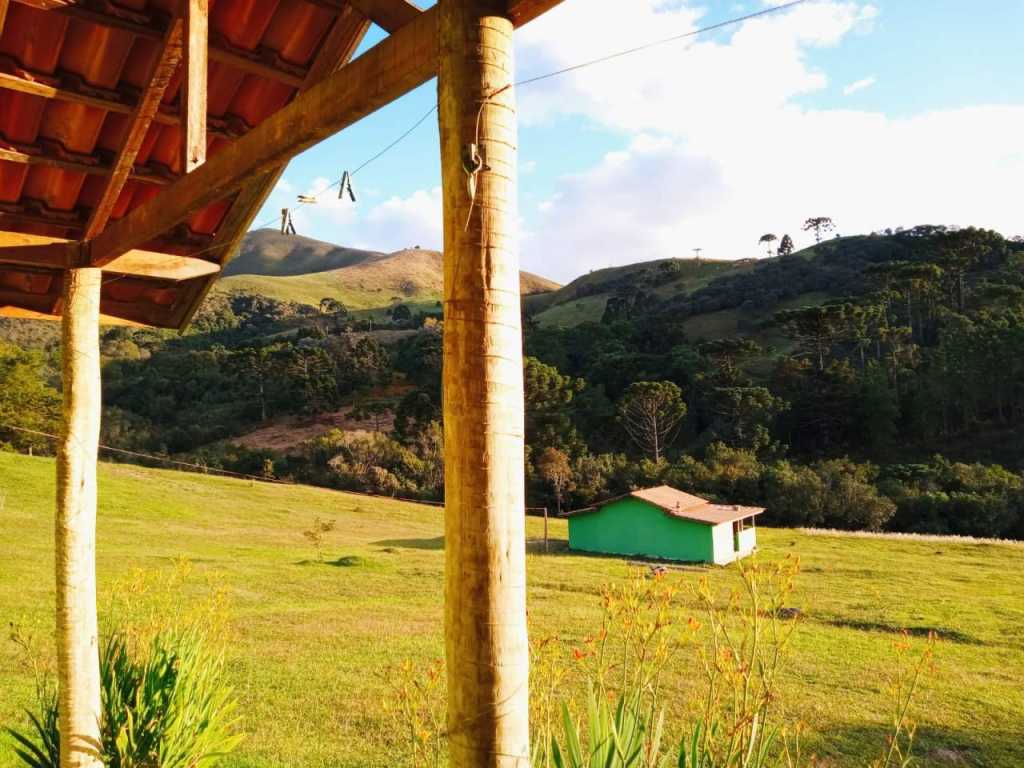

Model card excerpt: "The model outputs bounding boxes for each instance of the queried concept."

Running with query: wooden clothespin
[338,171,356,202]
[280,208,296,235]
[297,194,318,204]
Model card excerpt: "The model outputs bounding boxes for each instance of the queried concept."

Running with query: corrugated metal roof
[565,485,765,526]
[0,0,376,326]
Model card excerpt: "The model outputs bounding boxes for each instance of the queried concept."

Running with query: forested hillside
[2,225,1023,539]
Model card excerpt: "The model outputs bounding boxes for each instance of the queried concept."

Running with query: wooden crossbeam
[0,232,220,280]
[88,0,565,272]
[0,305,146,327]
[0,145,171,186]
[182,0,208,174]
[90,7,438,268]
[0,69,241,141]
[0,241,82,269]
[344,0,420,32]
[84,16,184,239]
[507,0,565,27]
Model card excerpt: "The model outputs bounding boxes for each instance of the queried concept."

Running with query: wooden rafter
[83,16,185,239]
[0,232,220,280]
[0,145,171,186]
[10,0,307,88]
[344,0,420,32]
[88,0,565,274]
[507,0,565,26]
[0,70,236,139]
[0,241,82,269]
[182,0,208,174]
[89,6,438,268]
[173,5,374,329]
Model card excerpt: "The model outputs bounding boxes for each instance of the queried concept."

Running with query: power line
[512,0,809,89]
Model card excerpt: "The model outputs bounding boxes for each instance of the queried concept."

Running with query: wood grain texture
[0,240,81,268]
[90,6,438,268]
[438,2,529,766]
[0,232,215,279]
[507,0,566,27]
[346,0,421,32]
[56,268,104,768]
[182,0,208,173]
[84,16,184,239]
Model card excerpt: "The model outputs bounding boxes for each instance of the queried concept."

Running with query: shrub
[7,630,241,768]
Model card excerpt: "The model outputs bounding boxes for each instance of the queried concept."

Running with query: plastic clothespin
[338,171,356,202]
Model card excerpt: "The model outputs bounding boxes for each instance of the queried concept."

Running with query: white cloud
[511,0,1023,280]
[843,75,876,95]
[281,179,443,253]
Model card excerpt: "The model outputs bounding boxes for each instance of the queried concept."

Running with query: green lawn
[1,452,1022,767]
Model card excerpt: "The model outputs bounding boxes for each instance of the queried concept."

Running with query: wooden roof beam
[0,232,220,280]
[0,145,171,186]
[89,6,439,268]
[0,241,82,269]
[88,0,563,270]
[344,0,420,33]
[182,0,208,173]
[0,70,240,139]
[507,0,566,27]
[84,13,184,238]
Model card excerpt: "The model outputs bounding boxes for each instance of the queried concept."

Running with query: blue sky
[256,1,1024,282]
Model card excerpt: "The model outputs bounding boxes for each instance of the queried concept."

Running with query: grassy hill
[526,257,754,328]
[215,231,560,310]
[2,452,1022,767]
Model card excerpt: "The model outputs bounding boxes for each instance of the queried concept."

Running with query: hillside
[215,230,560,310]
[1,452,1022,767]
[525,256,754,327]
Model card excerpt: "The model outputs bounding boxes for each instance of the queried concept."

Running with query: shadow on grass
[820,617,981,645]
[294,555,375,567]
[372,536,445,550]
[813,722,1015,767]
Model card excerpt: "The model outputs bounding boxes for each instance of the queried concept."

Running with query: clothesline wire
[177,0,809,261]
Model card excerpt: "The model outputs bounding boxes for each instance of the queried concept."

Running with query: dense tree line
[2,226,1023,538]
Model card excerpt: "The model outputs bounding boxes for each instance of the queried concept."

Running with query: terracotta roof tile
[0,0,373,326]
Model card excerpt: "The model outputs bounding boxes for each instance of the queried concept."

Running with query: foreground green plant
[7,629,241,768]
[552,687,665,768]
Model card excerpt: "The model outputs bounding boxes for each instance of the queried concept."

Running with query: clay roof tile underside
[0,0,372,326]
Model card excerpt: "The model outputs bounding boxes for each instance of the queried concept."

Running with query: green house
[565,485,763,565]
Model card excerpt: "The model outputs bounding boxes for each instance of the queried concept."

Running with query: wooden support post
[438,1,529,765]
[182,0,208,173]
[544,506,549,553]
[0,0,9,37]
[55,268,103,768]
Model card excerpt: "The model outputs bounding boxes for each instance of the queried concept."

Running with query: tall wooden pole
[56,268,104,768]
[438,1,530,765]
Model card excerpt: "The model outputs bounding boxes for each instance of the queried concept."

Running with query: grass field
[1,452,1022,767]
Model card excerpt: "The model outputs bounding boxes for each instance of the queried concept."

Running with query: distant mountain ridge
[217,230,560,309]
